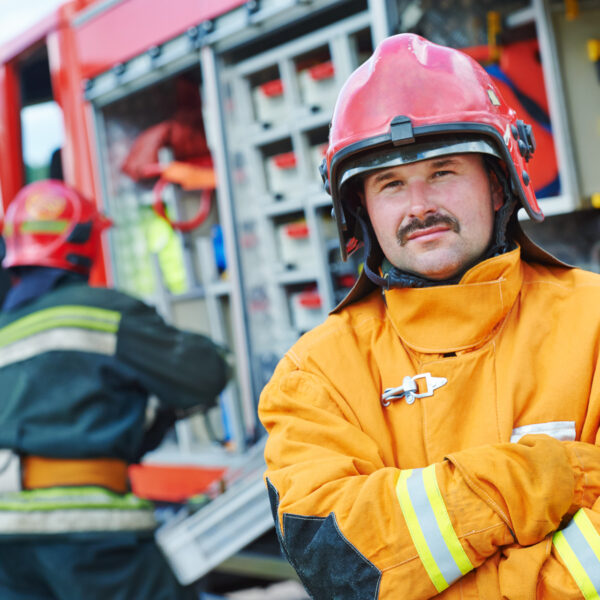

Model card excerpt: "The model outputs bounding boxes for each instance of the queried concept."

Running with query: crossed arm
[259,361,600,599]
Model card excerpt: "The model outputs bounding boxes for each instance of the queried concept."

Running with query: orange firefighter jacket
[259,247,600,599]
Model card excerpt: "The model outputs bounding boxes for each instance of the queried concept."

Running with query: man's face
[361,153,503,280]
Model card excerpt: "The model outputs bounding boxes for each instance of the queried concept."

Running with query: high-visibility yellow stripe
[3,305,120,332]
[0,486,153,511]
[20,219,70,233]
[396,470,448,593]
[0,306,121,348]
[422,465,473,575]
[554,530,599,599]
[575,510,600,564]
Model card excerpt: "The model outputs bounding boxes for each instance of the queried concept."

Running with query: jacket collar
[2,267,86,312]
[331,221,569,314]
[383,247,523,353]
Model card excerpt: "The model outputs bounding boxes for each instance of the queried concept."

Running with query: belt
[22,456,129,494]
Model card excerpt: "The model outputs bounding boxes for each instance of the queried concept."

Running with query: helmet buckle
[515,119,536,162]
[390,115,415,146]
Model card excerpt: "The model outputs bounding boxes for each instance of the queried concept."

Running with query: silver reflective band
[553,510,600,599]
[396,467,473,592]
[0,450,21,493]
[0,327,117,368]
[0,486,156,534]
[511,421,576,443]
[382,373,447,406]
[339,136,501,190]
[0,508,156,534]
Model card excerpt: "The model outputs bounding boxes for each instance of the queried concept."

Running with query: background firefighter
[0,179,230,600]
[259,34,600,598]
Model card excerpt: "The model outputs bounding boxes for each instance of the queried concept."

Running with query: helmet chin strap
[351,161,517,290]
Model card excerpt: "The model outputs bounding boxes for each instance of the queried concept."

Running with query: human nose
[405,180,437,219]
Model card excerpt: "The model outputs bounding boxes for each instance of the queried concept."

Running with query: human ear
[489,171,504,212]
[356,185,366,207]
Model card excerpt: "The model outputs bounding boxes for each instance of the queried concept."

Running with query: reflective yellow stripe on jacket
[553,509,600,599]
[0,305,121,368]
[396,465,473,592]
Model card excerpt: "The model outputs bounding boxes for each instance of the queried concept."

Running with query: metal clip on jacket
[381,373,448,407]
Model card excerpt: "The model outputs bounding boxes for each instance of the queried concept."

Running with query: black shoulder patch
[266,479,381,599]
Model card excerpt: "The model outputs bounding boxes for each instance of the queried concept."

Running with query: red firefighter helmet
[321,33,541,260]
[2,180,112,274]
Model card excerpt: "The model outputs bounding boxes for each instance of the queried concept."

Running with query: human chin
[399,248,464,280]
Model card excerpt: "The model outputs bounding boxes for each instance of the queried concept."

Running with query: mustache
[397,213,460,245]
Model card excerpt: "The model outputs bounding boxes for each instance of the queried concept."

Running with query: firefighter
[259,33,600,599]
[0,180,230,600]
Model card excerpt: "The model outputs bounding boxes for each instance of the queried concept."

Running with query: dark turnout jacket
[0,273,229,535]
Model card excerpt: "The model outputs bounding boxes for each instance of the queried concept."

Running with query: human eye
[381,178,403,191]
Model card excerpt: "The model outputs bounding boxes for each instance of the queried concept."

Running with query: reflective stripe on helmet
[553,510,600,599]
[396,465,473,592]
[19,219,71,234]
[338,136,501,192]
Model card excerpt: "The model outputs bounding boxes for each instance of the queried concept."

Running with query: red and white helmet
[321,33,541,260]
[2,180,111,274]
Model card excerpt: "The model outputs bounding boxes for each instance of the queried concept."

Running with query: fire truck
[0,0,599,593]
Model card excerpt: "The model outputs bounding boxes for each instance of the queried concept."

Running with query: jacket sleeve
[115,301,230,410]
[492,498,600,599]
[259,358,600,600]
[481,443,600,600]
